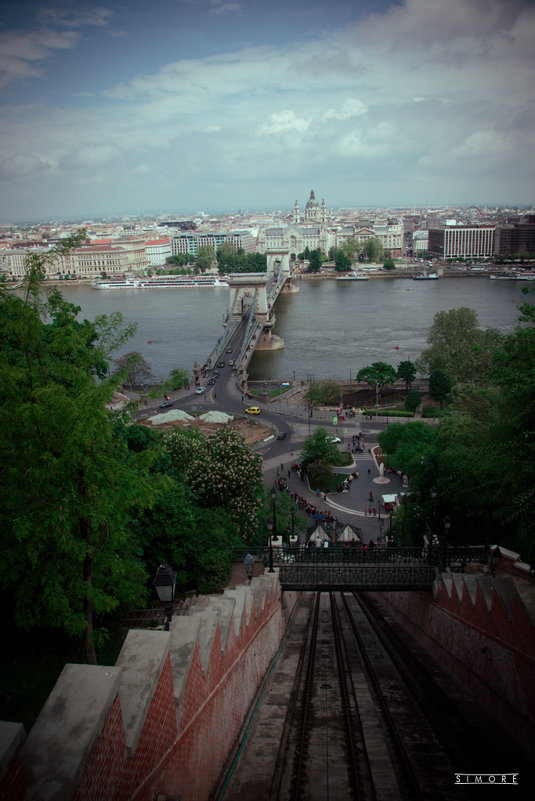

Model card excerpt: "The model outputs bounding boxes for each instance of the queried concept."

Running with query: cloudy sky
[1,0,534,221]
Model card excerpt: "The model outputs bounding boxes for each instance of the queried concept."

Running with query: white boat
[92,275,229,289]
[413,272,438,280]
[336,273,369,281]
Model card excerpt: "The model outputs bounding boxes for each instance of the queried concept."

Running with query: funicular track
[221,591,530,801]
[272,592,513,801]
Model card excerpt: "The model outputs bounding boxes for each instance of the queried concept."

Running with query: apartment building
[428,225,495,259]
[172,230,256,256]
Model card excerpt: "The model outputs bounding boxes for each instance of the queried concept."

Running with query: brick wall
[0,572,298,801]
[378,572,535,761]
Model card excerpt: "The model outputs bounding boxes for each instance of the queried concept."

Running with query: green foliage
[0,277,165,663]
[301,426,340,468]
[306,460,333,491]
[419,307,503,386]
[304,380,341,405]
[397,359,417,390]
[429,368,453,409]
[357,361,397,391]
[216,247,267,274]
[161,367,190,393]
[383,256,396,270]
[362,237,384,263]
[307,249,322,272]
[166,428,264,542]
[404,389,422,412]
[334,249,351,272]
[196,245,214,273]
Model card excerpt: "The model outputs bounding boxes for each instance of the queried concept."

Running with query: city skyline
[1,0,534,222]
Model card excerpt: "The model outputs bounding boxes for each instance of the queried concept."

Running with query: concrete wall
[378,572,535,761]
[0,572,299,801]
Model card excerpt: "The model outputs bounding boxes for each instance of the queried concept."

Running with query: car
[195,386,207,394]
[329,436,341,443]
[218,361,225,368]
[226,346,232,353]
[207,377,216,385]
[228,360,235,366]
[277,431,287,440]
[245,406,260,414]
[160,399,172,408]
[281,382,290,388]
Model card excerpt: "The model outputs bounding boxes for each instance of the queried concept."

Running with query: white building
[172,230,256,256]
[145,238,172,267]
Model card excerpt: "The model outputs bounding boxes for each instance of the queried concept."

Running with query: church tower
[293,199,300,224]
[321,198,326,223]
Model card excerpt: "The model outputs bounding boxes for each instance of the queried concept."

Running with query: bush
[405,389,422,412]
[362,408,413,418]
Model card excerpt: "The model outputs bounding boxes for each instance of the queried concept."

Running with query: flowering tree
[166,428,264,542]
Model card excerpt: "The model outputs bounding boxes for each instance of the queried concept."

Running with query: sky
[0,0,534,222]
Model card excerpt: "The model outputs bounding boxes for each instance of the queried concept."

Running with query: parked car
[208,377,216,385]
[218,361,225,368]
[195,386,207,394]
[160,400,173,408]
[245,406,260,414]
[329,436,341,443]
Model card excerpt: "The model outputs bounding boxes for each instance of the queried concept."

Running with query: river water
[57,277,526,382]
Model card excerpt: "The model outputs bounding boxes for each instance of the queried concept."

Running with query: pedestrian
[288,470,291,478]
[373,507,376,516]
[367,468,371,477]
[281,463,284,471]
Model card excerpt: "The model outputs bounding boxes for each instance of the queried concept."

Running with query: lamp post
[291,507,295,539]
[442,514,451,568]
[267,519,275,573]
[153,563,176,631]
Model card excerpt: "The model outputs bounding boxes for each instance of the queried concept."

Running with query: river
[56,277,527,383]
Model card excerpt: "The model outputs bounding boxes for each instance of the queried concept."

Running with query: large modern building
[494,217,535,255]
[171,230,256,256]
[428,225,496,259]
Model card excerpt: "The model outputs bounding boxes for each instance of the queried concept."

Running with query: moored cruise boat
[336,272,369,281]
[92,274,229,289]
[413,271,438,280]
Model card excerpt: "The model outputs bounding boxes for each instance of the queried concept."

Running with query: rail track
[220,591,529,801]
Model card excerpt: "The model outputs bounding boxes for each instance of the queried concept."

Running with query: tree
[405,389,422,413]
[161,367,190,393]
[196,245,214,273]
[300,426,340,468]
[113,351,153,390]
[0,251,165,664]
[304,380,341,405]
[340,237,360,261]
[383,256,396,270]
[167,428,264,542]
[429,368,452,409]
[334,249,351,272]
[308,249,321,272]
[418,307,503,385]
[362,238,383,263]
[357,362,397,393]
[397,360,417,391]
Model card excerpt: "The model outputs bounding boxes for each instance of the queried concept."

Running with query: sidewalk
[261,431,404,544]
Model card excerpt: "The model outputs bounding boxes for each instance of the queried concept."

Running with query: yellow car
[245,406,260,414]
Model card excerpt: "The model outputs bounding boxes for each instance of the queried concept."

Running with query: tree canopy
[397,360,417,391]
[300,426,340,468]
[357,362,397,391]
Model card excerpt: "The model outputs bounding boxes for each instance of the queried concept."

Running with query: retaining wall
[378,571,535,761]
[0,572,298,801]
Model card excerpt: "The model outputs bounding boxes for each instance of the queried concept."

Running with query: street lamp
[291,507,295,539]
[443,514,451,568]
[267,519,275,572]
[153,563,176,631]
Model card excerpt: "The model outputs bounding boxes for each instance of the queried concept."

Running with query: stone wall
[0,572,299,801]
[378,572,535,761]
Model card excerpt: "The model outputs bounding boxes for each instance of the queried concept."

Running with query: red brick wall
[67,579,290,801]
[0,755,27,801]
[378,577,535,761]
